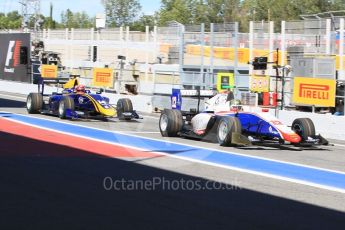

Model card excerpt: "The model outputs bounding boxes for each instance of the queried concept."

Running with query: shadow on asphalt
[0,131,344,230]
[0,98,26,108]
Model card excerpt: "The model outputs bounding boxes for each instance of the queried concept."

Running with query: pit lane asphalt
[1,92,345,229]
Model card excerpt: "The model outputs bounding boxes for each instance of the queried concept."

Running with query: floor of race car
[1,92,345,229]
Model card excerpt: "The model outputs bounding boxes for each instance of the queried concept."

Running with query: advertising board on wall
[41,64,58,78]
[92,68,113,87]
[293,77,336,107]
[0,33,31,83]
[216,72,235,92]
[250,75,270,92]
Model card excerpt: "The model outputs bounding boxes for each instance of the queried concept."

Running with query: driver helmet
[75,84,86,94]
[229,99,243,112]
[230,99,241,105]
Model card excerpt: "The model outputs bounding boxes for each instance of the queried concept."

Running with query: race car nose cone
[282,133,302,143]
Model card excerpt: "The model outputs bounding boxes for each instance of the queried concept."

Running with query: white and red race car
[159,91,328,148]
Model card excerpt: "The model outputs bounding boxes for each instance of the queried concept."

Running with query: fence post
[153,26,158,63]
[326,19,331,55]
[178,25,185,79]
[210,23,214,86]
[119,26,124,55]
[64,28,69,67]
[249,21,254,75]
[70,28,74,69]
[269,21,274,64]
[340,18,344,80]
[234,22,239,92]
[145,25,149,78]
[281,21,286,66]
[46,28,51,51]
[125,26,130,60]
[200,23,205,89]
[96,27,100,41]
[90,28,94,62]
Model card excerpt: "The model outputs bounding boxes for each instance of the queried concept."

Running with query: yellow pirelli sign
[293,77,336,107]
[41,64,58,78]
[92,68,113,87]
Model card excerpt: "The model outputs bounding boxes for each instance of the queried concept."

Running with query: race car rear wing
[180,89,214,97]
[171,88,215,113]
[37,75,80,95]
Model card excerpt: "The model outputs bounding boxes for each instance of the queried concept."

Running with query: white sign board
[96,13,106,29]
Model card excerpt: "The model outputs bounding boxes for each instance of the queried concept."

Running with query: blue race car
[26,78,140,120]
[159,91,328,148]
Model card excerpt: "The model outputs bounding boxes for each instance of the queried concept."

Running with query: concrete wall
[276,110,345,141]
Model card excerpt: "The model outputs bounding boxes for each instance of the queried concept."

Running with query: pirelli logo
[293,77,336,107]
[95,72,111,83]
[299,84,329,100]
[41,64,58,78]
[93,68,113,87]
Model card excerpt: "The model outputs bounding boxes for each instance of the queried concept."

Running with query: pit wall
[1,80,344,141]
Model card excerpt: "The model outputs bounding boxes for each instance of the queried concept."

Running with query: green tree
[102,0,142,27]
[60,9,94,28]
[201,0,241,24]
[0,13,9,29]
[157,0,241,26]
[158,0,194,25]
[0,11,22,29]
[131,14,157,31]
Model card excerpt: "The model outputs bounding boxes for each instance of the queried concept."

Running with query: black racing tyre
[292,118,316,140]
[217,116,242,146]
[26,93,43,114]
[117,98,133,120]
[58,96,75,119]
[159,109,183,137]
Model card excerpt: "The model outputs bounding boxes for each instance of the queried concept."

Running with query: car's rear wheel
[217,116,242,146]
[117,98,133,120]
[292,118,315,140]
[159,109,183,137]
[26,93,43,114]
[58,96,75,119]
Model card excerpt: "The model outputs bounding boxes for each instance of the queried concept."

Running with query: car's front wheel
[217,116,242,146]
[117,98,133,120]
[58,96,75,119]
[292,118,315,140]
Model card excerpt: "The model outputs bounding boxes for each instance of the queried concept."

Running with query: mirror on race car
[97,88,104,94]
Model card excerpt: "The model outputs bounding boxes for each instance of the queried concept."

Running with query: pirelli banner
[41,64,58,78]
[92,68,113,87]
[293,77,336,107]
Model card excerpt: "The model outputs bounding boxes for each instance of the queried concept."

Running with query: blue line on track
[3,113,345,191]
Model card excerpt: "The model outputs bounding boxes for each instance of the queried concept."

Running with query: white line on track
[0,93,26,101]
[141,115,160,120]
[117,131,160,134]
